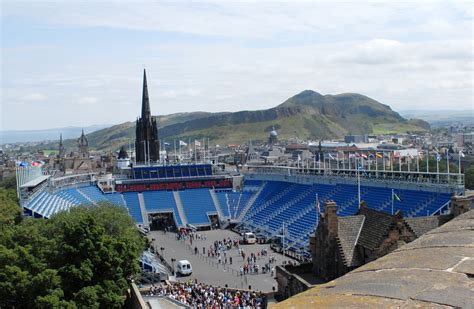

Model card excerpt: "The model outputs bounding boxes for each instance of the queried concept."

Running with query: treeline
[0,180,147,308]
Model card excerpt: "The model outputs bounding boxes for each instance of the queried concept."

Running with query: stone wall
[276,263,314,300]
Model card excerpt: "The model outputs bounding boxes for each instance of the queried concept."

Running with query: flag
[195,140,201,147]
[459,151,465,158]
[179,140,187,146]
[349,153,356,158]
[392,192,401,202]
[297,154,301,161]
[361,153,368,159]
[376,153,383,159]
[357,163,368,176]
[435,153,441,161]
[368,153,375,159]
[328,153,335,160]
[164,142,171,146]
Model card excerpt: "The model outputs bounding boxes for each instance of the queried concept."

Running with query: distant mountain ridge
[29,90,429,151]
[0,125,111,144]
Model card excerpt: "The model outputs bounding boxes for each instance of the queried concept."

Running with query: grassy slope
[30,91,428,152]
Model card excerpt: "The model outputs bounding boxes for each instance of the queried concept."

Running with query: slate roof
[336,215,365,267]
[404,215,452,238]
[273,209,474,309]
[356,206,395,251]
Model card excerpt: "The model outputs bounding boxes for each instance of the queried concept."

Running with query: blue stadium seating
[178,189,217,225]
[122,192,144,224]
[143,191,183,226]
[236,181,453,252]
[79,186,108,203]
[22,179,453,252]
[104,193,126,207]
[215,191,231,217]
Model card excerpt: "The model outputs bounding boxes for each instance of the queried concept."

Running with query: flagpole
[459,151,462,175]
[416,154,419,173]
[426,150,429,173]
[436,153,439,181]
[143,141,147,165]
[390,152,393,173]
[188,137,191,159]
[173,139,176,162]
[446,152,450,174]
[383,152,385,172]
[391,188,394,215]
[342,152,346,171]
[318,153,321,174]
[358,158,361,209]
[375,153,378,173]
[316,193,320,217]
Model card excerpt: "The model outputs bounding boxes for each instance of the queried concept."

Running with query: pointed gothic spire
[59,133,63,146]
[141,69,151,119]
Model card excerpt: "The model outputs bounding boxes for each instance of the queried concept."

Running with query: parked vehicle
[243,232,257,244]
[176,260,192,276]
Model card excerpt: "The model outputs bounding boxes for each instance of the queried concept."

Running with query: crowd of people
[147,280,266,308]
[173,229,297,277]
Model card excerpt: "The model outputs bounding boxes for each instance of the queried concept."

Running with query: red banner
[115,178,232,192]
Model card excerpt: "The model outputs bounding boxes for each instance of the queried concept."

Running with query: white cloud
[77,97,98,105]
[22,93,47,101]
[1,1,472,130]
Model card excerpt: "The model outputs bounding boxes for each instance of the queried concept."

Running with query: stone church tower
[135,69,160,164]
[77,129,89,158]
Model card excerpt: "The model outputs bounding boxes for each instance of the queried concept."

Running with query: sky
[1,0,473,131]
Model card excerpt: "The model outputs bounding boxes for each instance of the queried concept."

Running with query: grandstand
[17,163,463,257]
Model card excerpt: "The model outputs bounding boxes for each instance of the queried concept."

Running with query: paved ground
[149,229,296,292]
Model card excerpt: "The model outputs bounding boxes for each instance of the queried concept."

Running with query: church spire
[141,69,151,119]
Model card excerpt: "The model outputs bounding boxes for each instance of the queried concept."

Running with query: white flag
[195,140,201,147]
[179,140,187,146]
[459,151,465,158]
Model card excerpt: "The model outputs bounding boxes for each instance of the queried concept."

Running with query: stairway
[137,193,149,228]
[237,183,266,221]
[173,191,188,226]
[209,189,225,219]
[77,188,96,206]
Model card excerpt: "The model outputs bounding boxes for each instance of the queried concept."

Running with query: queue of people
[147,280,266,308]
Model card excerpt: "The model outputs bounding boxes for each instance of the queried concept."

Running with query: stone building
[310,200,452,281]
[135,69,160,164]
[56,130,96,172]
[276,196,472,300]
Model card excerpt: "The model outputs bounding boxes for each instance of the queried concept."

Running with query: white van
[176,260,192,276]
[244,232,256,244]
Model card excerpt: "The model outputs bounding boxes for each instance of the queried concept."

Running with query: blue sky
[1,0,473,130]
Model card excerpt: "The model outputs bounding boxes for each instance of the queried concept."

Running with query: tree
[465,162,474,190]
[0,188,20,228]
[0,202,147,308]
[0,175,17,190]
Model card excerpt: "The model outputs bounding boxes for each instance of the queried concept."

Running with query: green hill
[39,90,429,152]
